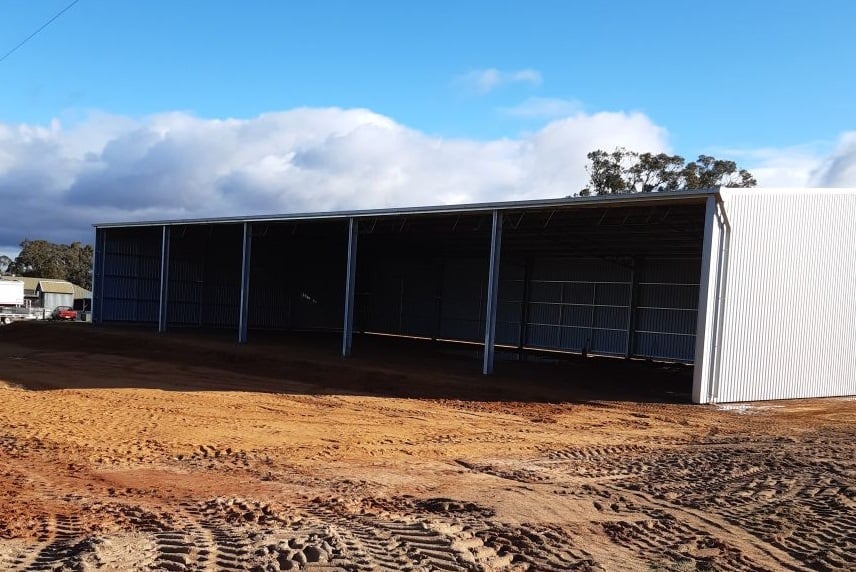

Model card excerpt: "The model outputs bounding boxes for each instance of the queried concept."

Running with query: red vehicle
[51,306,77,321]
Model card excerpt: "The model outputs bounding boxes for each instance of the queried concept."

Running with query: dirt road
[0,322,853,571]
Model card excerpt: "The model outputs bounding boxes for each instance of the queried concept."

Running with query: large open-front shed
[92,188,856,403]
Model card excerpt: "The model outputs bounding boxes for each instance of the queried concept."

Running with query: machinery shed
[92,188,856,404]
[36,280,76,314]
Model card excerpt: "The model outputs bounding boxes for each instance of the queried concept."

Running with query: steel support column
[482,210,503,375]
[93,228,107,324]
[692,197,720,403]
[157,225,170,333]
[624,257,641,358]
[432,258,445,341]
[342,218,358,357]
[238,222,252,344]
[708,202,732,401]
[517,257,531,360]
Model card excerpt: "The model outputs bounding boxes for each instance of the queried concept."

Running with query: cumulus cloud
[458,68,542,94]
[722,145,827,187]
[0,107,669,249]
[721,132,856,188]
[809,132,856,186]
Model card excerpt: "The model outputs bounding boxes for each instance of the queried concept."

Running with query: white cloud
[809,132,856,186]
[458,68,542,94]
[721,133,856,188]
[721,145,827,187]
[0,107,668,248]
[499,97,583,119]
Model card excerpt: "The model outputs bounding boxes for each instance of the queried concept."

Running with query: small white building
[35,280,75,314]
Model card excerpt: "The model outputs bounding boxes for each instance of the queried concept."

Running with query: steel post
[482,210,503,375]
[158,225,170,333]
[692,197,719,403]
[93,228,107,324]
[342,218,358,357]
[238,222,252,344]
[624,257,641,358]
[516,257,531,359]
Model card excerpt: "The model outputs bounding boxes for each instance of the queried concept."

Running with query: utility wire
[0,0,81,64]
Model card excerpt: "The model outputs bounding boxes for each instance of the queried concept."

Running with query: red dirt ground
[0,321,853,571]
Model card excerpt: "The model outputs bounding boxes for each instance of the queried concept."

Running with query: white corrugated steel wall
[42,292,74,314]
[704,188,856,403]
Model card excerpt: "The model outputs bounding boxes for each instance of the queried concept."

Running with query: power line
[0,0,81,64]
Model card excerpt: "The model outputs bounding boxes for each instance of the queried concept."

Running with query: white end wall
[699,188,856,403]
[692,197,722,403]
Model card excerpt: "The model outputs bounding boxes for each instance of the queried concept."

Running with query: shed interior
[95,198,707,371]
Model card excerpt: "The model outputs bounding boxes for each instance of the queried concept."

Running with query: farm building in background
[91,188,856,404]
[36,280,75,314]
[0,277,91,314]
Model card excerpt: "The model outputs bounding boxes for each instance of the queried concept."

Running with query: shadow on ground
[0,321,692,403]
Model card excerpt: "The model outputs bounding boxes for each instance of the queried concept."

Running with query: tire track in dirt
[552,443,810,571]
[600,441,856,571]
[25,514,85,571]
[600,511,766,572]
[305,502,415,570]
[544,444,653,479]
[326,496,603,571]
[462,523,601,571]
[0,439,95,571]
[374,519,466,571]
[708,471,856,571]
[0,545,25,571]
[3,327,855,571]
[598,482,806,571]
[201,524,251,571]
[177,503,220,571]
[0,516,54,572]
[3,426,848,571]
[118,505,194,571]
[303,496,555,571]
[190,497,357,571]
[457,443,812,571]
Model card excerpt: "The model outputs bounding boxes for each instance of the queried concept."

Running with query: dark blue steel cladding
[522,258,632,355]
[101,228,161,323]
[95,202,704,364]
[631,258,702,361]
[99,222,702,362]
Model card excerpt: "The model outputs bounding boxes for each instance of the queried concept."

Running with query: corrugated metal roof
[93,189,718,228]
[9,276,40,293]
[73,285,92,299]
[37,280,75,295]
[2,277,89,297]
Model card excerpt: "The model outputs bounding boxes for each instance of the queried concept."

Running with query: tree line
[0,240,93,290]
[580,148,756,195]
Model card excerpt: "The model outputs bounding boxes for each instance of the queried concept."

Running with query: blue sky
[4,0,855,148]
[0,0,855,255]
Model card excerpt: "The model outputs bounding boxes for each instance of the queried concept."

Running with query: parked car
[51,306,78,321]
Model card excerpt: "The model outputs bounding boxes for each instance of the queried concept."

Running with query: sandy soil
[0,322,853,571]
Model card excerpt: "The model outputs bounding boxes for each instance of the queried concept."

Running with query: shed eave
[92,189,719,229]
